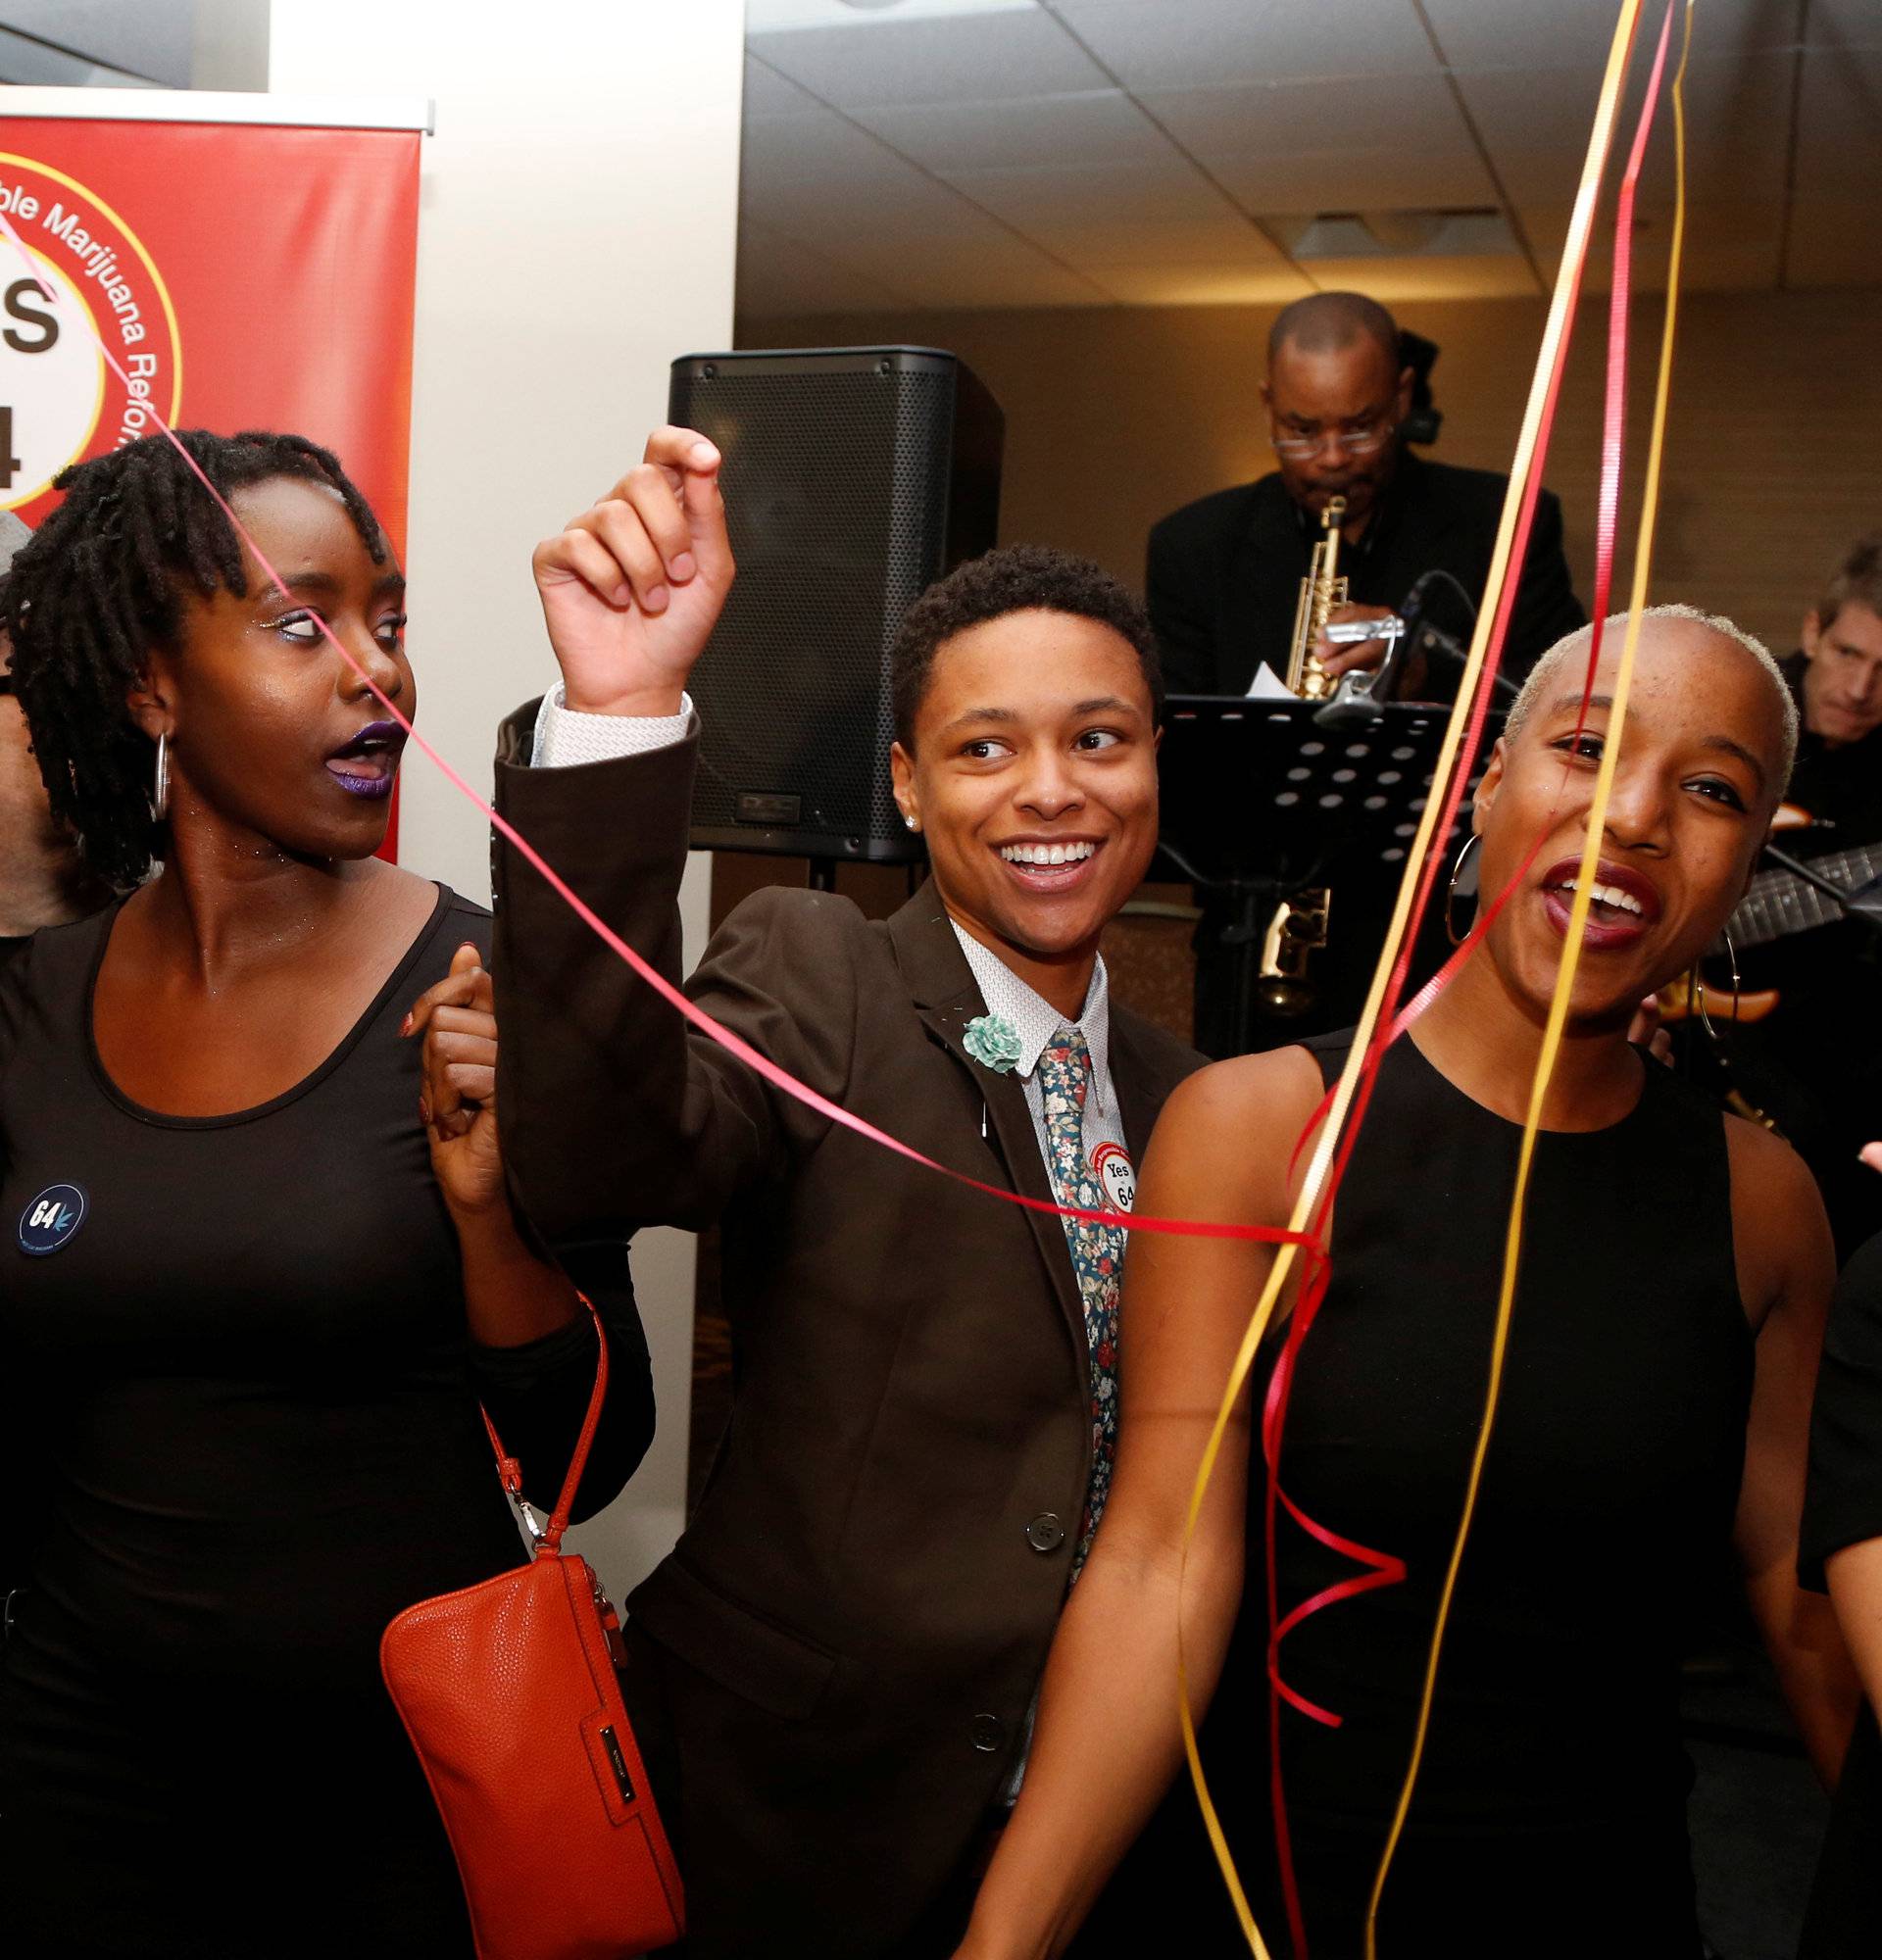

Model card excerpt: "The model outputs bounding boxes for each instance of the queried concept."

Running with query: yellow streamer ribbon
[1362,7,1696,1954]
[1174,4,1659,1954]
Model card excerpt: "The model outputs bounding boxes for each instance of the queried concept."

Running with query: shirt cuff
[530,681,695,767]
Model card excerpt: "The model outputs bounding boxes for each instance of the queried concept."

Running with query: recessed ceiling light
[1270,209,1521,262]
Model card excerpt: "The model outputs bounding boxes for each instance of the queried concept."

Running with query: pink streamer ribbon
[0,200,1319,1260]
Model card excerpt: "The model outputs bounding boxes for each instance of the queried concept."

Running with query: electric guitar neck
[1731,826,1882,951]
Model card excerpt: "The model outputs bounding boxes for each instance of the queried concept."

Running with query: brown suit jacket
[491,707,1203,1958]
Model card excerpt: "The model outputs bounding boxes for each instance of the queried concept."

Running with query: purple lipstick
[325,718,406,800]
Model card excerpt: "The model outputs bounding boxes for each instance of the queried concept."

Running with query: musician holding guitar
[1709,537,1882,1260]
[1793,553,1882,1955]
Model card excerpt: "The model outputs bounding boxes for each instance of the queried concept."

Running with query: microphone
[1400,569,1516,707]
[1312,571,1435,726]
[1311,569,1515,725]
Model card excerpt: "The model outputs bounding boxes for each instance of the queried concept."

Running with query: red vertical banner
[0,109,421,857]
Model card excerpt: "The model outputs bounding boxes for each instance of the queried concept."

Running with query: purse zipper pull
[591,1568,630,1670]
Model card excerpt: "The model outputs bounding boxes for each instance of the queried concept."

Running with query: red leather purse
[381,1298,683,1960]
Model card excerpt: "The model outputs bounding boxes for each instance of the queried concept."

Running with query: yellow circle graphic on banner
[0,151,183,511]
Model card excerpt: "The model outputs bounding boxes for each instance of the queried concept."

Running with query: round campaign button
[1091,1142,1136,1213]
[18,1182,86,1255]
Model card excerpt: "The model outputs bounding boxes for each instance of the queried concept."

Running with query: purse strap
[480,1291,609,1558]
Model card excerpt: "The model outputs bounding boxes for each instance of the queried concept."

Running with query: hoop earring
[1696,929,1742,1044]
[150,730,170,823]
[1444,832,1482,946]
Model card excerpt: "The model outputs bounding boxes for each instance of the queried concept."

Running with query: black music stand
[1156,695,1501,1049]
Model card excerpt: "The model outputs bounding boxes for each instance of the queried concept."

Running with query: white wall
[269,0,744,1597]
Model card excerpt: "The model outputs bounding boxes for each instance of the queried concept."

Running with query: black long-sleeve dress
[0,887,654,1958]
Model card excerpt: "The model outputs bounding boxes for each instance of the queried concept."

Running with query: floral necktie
[1036,1025,1123,1573]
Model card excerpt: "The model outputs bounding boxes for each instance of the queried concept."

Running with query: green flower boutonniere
[964,1013,1021,1074]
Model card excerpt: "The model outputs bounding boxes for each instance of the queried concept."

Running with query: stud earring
[150,730,171,823]
[904,814,919,832]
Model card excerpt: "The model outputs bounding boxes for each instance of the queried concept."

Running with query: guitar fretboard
[1733,839,1882,949]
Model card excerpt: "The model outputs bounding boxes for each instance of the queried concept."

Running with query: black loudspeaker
[668,347,1004,863]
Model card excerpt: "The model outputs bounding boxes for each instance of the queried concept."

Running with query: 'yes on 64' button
[19,1182,86,1254]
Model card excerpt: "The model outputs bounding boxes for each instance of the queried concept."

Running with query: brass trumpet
[1284,494,1349,700]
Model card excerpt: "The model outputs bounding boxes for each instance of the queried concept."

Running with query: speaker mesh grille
[673,362,956,856]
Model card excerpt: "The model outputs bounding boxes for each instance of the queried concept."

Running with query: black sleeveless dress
[0,892,654,1958]
[1236,1031,1753,1958]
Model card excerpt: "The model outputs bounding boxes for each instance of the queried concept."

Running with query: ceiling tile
[748,0,1036,28]
[739,110,1002,245]
[1295,254,1541,300]
[1460,52,1793,211]
[1044,0,1440,88]
[1213,146,1498,212]
[747,9,1109,110]
[736,223,907,314]
[895,261,1117,308]
[820,231,1115,307]
[742,53,824,120]
[1806,0,1882,50]
[1092,263,1316,305]
[1784,199,1880,289]
[941,153,1234,228]
[1420,0,1792,74]
[744,180,1021,256]
[1136,72,1476,161]
[1038,214,1295,270]
[1792,49,1882,201]
[735,0,1823,312]
[850,87,1175,172]
[1521,199,1784,293]
[739,105,905,189]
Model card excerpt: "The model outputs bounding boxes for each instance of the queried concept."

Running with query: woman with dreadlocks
[0,431,655,1957]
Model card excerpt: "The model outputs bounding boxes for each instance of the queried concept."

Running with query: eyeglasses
[1270,416,1397,460]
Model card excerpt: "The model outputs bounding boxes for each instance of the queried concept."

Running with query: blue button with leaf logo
[19,1183,87,1255]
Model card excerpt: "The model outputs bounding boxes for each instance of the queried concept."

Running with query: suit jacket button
[970,1713,1005,1753]
[1025,1512,1066,1553]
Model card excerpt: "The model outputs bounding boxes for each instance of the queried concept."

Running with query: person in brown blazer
[480,428,1203,1957]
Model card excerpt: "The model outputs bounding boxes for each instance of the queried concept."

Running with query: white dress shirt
[531,680,695,766]
[947,923,1127,1183]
